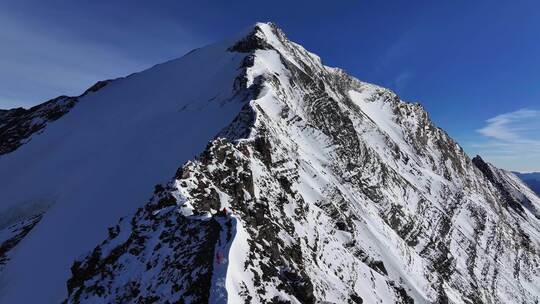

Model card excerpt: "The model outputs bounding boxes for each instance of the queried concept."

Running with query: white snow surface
[208,22,540,303]
[0,37,248,302]
[2,22,540,304]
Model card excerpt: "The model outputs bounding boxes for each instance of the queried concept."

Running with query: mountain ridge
[0,22,539,303]
[513,171,540,197]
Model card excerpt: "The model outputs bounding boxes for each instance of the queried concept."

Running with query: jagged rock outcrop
[60,23,540,304]
[0,80,110,155]
[0,213,43,272]
[473,155,539,218]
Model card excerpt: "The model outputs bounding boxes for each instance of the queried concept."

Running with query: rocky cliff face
[2,23,540,304]
[0,80,110,155]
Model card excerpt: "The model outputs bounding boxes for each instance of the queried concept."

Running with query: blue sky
[1,0,539,171]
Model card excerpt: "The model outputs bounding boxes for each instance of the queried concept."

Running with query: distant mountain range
[514,172,540,196]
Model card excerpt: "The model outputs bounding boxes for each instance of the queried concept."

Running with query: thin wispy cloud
[393,71,414,90]
[478,109,540,142]
[472,109,540,172]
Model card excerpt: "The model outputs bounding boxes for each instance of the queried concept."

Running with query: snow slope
[0,35,251,302]
[2,22,540,304]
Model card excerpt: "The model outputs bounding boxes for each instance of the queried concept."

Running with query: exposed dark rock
[473,155,527,214]
[0,214,43,271]
[0,79,111,155]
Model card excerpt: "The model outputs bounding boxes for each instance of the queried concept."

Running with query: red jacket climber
[216,251,225,264]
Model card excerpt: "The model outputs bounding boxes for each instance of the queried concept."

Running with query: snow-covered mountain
[514,172,540,196]
[1,22,539,304]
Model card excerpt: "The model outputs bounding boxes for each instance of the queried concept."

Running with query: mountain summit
[1,22,539,303]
